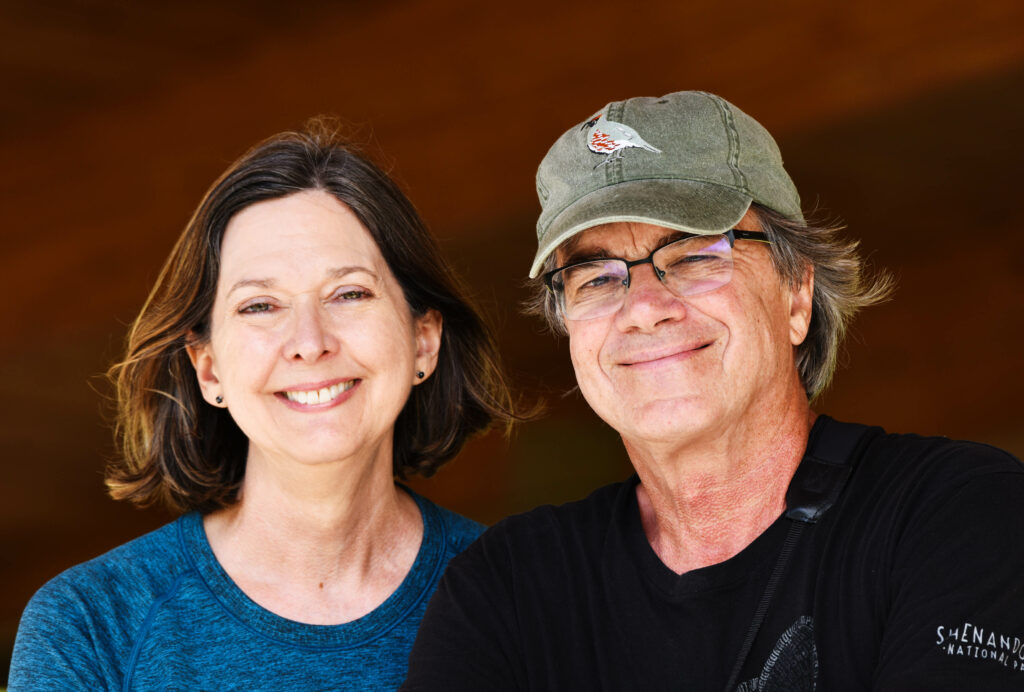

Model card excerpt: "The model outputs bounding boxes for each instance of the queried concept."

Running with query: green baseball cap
[530,90,803,278]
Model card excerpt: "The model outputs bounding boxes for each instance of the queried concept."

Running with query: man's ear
[789,267,814,346]
[185,335,224,406]
[412,309,443,384]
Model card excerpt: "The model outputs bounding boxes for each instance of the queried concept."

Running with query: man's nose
[614,261,687,331]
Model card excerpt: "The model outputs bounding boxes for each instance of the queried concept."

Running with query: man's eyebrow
[225,266,378,298]
[656,230,690,246]
[557,232,616,265]
[557,230,693,266]
[560,245,613,266]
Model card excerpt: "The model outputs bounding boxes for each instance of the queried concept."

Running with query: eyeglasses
[544,229,771,321]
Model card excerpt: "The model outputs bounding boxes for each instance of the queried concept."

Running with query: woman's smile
[277,378,361,408]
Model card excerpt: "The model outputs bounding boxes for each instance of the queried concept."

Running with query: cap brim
[529,179,753,278]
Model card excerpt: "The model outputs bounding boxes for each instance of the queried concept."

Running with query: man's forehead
[555,222,685,264]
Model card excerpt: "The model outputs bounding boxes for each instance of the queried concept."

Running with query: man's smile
[615,340,716,368]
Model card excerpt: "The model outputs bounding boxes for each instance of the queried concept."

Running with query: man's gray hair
[522,204,894,400]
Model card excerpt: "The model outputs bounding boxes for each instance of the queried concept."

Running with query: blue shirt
[9,490,482,691]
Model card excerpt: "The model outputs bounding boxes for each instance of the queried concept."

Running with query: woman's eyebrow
[226,277,274,299]
[226,266,382,298]
[327,265,379,281]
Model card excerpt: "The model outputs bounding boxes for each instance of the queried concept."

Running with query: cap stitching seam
[707,94,749,194]
[606,100,626,186]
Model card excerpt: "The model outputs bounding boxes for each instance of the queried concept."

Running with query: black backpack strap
[785,417,871,524]
[726,418,873,690]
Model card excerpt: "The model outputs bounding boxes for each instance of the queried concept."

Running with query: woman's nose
[284,301,338,363]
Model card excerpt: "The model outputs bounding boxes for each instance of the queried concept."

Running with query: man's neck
[628,404,816,575]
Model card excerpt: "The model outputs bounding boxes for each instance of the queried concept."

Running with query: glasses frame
[543,228,771,318]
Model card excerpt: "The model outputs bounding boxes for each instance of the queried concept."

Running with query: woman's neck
[203,446,423,625]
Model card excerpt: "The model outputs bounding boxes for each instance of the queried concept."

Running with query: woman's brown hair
[107,121,517,513]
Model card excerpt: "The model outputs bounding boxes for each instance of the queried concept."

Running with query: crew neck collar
[177,486,446,649]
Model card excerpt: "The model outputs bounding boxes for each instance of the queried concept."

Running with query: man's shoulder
[432,478,637,614]
[497,474,630,528]
[814,422,1024,689]
[850,420,1022,480]
[459,478,635,571]
[826,418,1023,525]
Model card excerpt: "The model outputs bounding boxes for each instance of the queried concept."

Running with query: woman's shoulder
[437,504,486,554]
[409,491,485,556]
[24,515,194,622]
[10,516,198,688]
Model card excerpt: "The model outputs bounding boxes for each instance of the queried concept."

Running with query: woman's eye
[333,288,371,302]
[239,301,274,314]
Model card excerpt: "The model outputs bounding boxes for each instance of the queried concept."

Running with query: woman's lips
[275,378,360,408]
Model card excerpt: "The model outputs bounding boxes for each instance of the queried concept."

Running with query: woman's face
[188,189,441,470]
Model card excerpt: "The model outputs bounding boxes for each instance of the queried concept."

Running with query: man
[403,91,1024,690]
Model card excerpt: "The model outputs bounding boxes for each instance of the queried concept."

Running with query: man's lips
[617,341,714,367]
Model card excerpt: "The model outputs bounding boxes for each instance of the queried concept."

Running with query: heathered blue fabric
[9,489,482,691]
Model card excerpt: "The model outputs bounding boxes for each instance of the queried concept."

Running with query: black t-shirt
[403,417,1024,690]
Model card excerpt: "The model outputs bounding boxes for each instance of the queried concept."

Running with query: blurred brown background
[3,0,1023,680]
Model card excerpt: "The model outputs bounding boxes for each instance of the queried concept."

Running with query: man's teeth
[284,380,355,405]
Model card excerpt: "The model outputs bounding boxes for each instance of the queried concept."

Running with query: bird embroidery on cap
[582,111,661,167]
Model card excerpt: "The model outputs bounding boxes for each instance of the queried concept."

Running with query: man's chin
[604,399,720,448]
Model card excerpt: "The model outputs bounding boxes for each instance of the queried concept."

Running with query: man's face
[560,209,813,451]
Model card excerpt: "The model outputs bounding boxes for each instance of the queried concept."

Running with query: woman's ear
[186,335,225,406]
[412,309,443,384]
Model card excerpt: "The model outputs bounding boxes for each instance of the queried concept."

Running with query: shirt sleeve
[8,578,111,691]
[873,452,1024,690]
[402,528,526,691]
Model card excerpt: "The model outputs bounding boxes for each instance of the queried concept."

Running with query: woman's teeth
[284,380,355,405]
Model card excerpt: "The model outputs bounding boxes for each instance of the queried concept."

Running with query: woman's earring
[215,395,224,404]
[416,371,425,379]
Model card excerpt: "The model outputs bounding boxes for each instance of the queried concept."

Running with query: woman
[9,123,516,689]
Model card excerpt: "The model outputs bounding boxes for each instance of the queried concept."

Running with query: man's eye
[579,274,617,290]
[565,262,623,294]
[668,253,723,269]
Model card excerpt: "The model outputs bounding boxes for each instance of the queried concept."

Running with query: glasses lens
[554,260,628,320]
[654,234,734,297]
